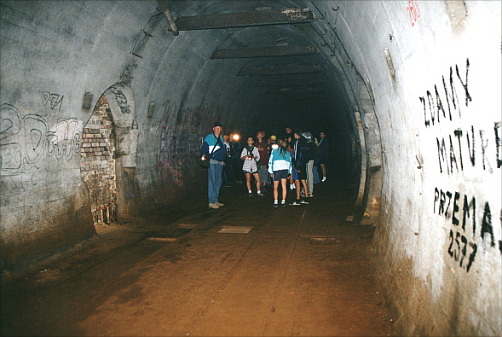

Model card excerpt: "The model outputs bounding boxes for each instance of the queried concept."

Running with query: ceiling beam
[174,8,315,31]
[238,64,323,76]
[267,87,326,95]
[211,45,318,59]
[255,79,326,87]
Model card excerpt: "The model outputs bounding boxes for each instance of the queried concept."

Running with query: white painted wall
[327,1,501,335]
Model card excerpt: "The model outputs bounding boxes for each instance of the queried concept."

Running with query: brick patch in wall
[80,96,117,225]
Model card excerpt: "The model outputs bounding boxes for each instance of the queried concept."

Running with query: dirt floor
[1,178,395,336]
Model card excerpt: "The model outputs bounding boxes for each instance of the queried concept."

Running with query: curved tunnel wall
[0,1,500,335]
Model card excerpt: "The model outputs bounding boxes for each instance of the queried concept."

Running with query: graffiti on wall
[420,59,471,129]
[419,58,500,175]
[41,91,64,112]
[420,58,502,271]
[433,187,500,271]
[435,123,501,175]
[406,0,421,27]
[0,103,81,176]
[47,118,81,160]
[110,84,131,114]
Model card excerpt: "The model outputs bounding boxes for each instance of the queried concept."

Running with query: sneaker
[281,201,286,207]
[322,177,326,182]
[300,199,309,205]
[209,203,220,209]
[215,202,224,207]
[289,201,302,206]
[273,203,279,208]
[289,184,295,190]
[257,192,265,197]
[309,194,314,198]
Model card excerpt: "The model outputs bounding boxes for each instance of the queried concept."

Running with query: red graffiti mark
[406,0,421,27]
[156,160,184,188]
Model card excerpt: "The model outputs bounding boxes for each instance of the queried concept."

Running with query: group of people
[200,122,329,209]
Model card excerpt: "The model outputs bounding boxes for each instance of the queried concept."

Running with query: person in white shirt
[240,136,264,197]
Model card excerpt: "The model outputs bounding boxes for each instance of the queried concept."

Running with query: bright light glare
[231,133,240,141]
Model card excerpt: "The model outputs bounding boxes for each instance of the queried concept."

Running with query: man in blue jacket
[200,122,226,209]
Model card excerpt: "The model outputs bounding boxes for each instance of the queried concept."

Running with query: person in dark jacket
[256,131,270,190]
[222,133,234,187]
[200,122,226,209]
[302,131,317,197]
[318,131,329,182]
[290,129,310,205]
[230,134,243,185]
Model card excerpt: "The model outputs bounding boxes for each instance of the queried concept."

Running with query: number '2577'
[448,229,477,272]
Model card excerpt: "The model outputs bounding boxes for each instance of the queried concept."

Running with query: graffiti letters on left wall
[1,97,81,176]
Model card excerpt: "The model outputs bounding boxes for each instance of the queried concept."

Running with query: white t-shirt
[241,147,260,173]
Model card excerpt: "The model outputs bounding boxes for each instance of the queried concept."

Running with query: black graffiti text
[434,187,502,257]
[420,58,471,128]
[110,84,131,114]
[447,229,477,272]
[41,91,64,112]
[1,104,81,176]
[436,123,501,175]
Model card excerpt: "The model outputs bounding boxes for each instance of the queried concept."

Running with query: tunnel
[0,0,501,336]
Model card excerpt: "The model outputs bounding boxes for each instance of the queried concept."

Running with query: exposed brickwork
[80,96,117,225]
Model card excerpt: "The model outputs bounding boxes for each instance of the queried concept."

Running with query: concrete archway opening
[102,83,140,222]
[80,83,139,226]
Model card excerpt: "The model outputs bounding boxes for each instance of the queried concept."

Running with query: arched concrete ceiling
[153,0,353,136]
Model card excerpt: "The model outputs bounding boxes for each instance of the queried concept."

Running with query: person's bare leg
[273,180,279,201]
[245,172,252,192]
[321,163,327,180]
[301,179,309,197]
[280,179,288,203]
[295,179,301,200]
[254,173,261,193]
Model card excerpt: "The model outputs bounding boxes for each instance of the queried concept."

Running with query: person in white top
[240,136,264,197]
